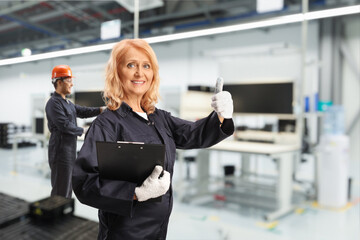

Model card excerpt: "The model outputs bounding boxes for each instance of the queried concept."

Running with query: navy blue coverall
[45,91,101,198]
[72,102,234,240]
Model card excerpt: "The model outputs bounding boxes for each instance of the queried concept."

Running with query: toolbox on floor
[29,195,75,221]
[0,193,98,239]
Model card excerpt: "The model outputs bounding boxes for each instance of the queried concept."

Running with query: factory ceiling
[0,0,358,60]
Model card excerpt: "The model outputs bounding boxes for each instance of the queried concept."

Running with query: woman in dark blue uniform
[45,65,104,198]
[72,39,234,239]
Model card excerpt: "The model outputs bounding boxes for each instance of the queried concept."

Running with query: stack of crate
[0,123,16,149]
[0,123,36,149]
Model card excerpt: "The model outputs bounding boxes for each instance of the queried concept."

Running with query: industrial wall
[0,21,319,123]
[0,18,358,165]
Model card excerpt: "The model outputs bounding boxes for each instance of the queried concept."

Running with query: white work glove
[211,91,233,119]
[135,166,170,202]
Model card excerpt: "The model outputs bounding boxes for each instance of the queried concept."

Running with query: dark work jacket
[45,91,101,198]
[72,102,234,240]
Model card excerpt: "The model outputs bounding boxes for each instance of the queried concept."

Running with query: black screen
[223,83,293,114]
[75,91,104,107]
[35,118,44,134]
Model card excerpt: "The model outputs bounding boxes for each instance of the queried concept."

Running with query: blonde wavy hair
[103,39,160,113]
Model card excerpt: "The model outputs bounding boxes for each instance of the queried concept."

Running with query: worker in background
[45,65,105,198]
[72,39,234,239]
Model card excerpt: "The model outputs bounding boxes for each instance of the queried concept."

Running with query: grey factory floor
[0,144,359,240]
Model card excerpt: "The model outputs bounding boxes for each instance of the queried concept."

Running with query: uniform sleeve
[72,120,138,217]
[165,111,234,149]
[221,118,235,135]
[46,99,83,136]
[75,104,101,119]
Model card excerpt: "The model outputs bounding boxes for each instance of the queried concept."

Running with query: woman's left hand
[211,91,233,119]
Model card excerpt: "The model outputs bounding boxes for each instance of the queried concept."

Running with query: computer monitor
[223,81,294,115]
[75,91,104,107]
[35,117,44,134]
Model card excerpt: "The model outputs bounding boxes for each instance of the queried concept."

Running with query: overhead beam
[0,1,107,32]
[1,0,249,53]
[0,1,41,15]
[121,1,251,28]
[192,0,215,24]
[50,1,100,28]
[170,0,183,14]
[0,0,249,35]
[3,13,85,45]
[90,5,114,20]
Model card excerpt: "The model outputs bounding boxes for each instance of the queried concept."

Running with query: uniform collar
[116,101,157,118]
[53,91,62,98]
[53,91,69,100]
[116,102,132,117]
[53,91,70,103]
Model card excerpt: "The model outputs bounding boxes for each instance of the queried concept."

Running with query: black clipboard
[96,141,165,202]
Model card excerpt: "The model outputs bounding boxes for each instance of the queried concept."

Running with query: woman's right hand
[135,166,170,202]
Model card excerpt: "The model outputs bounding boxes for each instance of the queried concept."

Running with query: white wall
[154,21,318,87]
[0,62,53,125]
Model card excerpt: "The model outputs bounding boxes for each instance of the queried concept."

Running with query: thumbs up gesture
[211,91,233,119]
[211,77,233,119]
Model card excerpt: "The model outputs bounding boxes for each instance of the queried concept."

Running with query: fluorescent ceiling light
[0,5,358,67]
[305,5,360,20]
[0,43,116,66]
[145,14,304,44]
[145,5,359,43]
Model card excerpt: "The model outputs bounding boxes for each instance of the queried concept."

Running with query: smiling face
[119,47,154,101]
[56,77,73,96]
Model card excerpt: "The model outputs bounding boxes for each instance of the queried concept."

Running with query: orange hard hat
[51,65,73,81]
